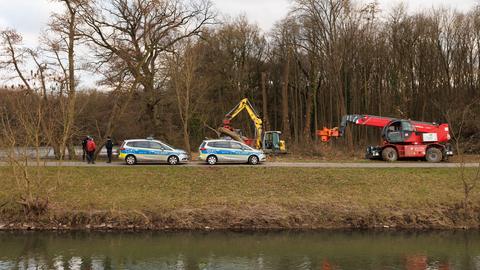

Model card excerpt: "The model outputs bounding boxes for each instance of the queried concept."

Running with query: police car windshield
[242,144,253,150]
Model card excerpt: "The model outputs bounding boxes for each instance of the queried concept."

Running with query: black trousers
[107,149,112,163]
[87,151,95,163]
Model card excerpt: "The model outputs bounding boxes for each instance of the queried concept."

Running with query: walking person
[86,136,97,164]
[105,136,113,163]
[81,136,88,161]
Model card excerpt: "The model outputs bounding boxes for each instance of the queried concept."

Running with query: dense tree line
[1,0,479,158]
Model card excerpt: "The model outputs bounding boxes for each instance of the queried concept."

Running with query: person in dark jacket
[105,136,114,163]
[81,136,89,161]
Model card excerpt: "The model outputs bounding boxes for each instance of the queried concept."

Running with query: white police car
[119,139,189,165]
[198,139,266,165]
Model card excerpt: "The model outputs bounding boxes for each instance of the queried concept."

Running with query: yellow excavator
[218,98,287,154]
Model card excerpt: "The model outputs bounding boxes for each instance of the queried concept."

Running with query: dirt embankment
[1,203,479,231]
[0,166,479,231]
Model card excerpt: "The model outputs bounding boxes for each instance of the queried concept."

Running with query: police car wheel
[125,155,137,165]
[168,156,179,165]
[248,155,259,165]
[207,155,217,165]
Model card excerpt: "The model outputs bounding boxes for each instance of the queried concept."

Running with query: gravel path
[0,161,478,168]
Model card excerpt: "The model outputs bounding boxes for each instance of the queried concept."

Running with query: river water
[0,231,479,270]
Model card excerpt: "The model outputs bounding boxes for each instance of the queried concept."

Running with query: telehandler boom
[317,114,453,162]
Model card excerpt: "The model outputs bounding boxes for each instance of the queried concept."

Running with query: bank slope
[0,167,478,230]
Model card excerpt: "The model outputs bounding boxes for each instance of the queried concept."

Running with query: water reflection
[0,231,479,270]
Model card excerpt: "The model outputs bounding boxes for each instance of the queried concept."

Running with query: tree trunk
[303,88,313,142]
[261,72,270,131]
[67,143,76,160]
[59,6,77,160]
[183,124,191,154]
[313,77,320,142]
[303,60,318,143]
[282,49,291,141]
[94,84,137,159]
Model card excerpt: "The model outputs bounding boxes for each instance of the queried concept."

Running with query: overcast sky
[0,0,477,47]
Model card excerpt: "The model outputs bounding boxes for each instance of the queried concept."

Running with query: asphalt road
[0,161,478,168]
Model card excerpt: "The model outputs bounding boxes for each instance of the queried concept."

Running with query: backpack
[86,140,96,152]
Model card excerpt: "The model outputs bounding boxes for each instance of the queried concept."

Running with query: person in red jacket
[86,136,97,164]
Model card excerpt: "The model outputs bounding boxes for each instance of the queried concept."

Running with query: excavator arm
[223,98,263,149]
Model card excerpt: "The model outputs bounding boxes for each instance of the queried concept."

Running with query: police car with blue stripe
[119,138,189,165]
[199,139,266,165]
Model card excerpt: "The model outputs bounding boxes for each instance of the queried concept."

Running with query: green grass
[0,166,478,229]
[0,167,472,209]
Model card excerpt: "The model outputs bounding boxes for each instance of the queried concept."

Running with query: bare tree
[261,72,270,131]
[168,40,207,153]
[78,0,214,134]
[0,80,59,218]
[93,63,139,158]
[0,30,35,93]
[47,0,86,160]
[0,30,58,155]
[272,19,296,142]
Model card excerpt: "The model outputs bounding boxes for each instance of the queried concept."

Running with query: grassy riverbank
[0,166,479,230]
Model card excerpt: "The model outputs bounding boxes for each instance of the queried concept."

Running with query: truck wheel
[426,148,443,163]
[382,147,398,162]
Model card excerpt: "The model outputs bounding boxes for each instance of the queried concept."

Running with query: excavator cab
[263,131,286,153]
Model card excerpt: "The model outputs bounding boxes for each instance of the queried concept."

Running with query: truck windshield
[401,121,414,131]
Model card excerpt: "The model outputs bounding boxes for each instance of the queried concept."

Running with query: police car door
[149,141,167,162]
[135,141,153,162]
[214,141,231,162]
[230,141,247,163]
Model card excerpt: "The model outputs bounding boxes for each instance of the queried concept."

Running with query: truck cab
[382,120,415,144]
